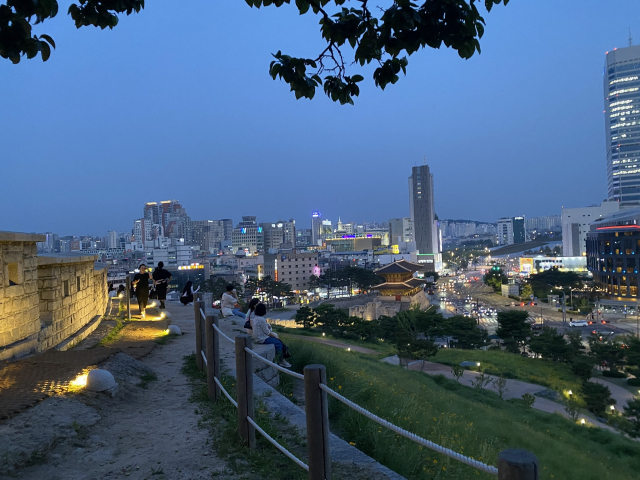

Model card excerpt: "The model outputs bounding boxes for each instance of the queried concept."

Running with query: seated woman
[250,303,290,368]
[180,281,200,306]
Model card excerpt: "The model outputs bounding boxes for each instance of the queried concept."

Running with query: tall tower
[311,212,322,246]
[409,165,435,255]
[604,45,640,207]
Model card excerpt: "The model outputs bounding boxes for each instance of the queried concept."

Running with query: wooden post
[498,449,538,480]
[235,335,255,449]
[194,300,204,370]
[125,276,131,321]
[205,314,218,400]
[212,314,221,399]
[304,364,331,480]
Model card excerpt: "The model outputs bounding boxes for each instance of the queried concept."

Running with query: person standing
[180,280,200,306]
[132,264,152,319]
[152,261,172,309]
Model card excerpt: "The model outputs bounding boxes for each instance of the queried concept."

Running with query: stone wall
[0,234,43,361]
[0,231,108,361]
[37,256,107,352]
[349,302,401,320]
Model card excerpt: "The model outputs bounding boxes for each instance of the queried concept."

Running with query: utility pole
[562,293,566,324]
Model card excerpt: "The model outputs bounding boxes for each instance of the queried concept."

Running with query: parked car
[569,320,588,327]
[531,323,544,331]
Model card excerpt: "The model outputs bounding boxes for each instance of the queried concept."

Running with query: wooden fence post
[194,300,204,370]
[304,364,331,480]
[125,276,131,321]
[498,449,538,480]
[235,335,255,449]
[212,314,221,399]
[205,314,218,400]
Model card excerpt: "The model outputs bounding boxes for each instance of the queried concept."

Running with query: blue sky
[1,0,639,235]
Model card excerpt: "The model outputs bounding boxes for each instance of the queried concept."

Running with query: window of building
[628,258,636,270]
[7,263,21,286]
[631,276,638,296]
[616,258,623,273]
[625,240,633,255]
[63,280,69,297]
[621,276,628,296]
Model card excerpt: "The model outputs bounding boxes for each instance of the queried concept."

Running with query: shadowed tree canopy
[0,0,509,104]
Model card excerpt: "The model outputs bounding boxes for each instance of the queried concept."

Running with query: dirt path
[11,302,234,480]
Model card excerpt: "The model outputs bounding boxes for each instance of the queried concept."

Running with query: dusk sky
[2,1,640,236]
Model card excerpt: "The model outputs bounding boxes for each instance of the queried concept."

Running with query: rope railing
[244,347,305,380]
[193,302,538,480]
[214,377,237,408]
[319,384,499,476]
[213,323,234,344]
[247,417,309,472]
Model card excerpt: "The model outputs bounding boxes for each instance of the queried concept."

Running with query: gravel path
[10,302,235,480]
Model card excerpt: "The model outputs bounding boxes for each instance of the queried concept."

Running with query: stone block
[86,369,117,392]
[40,290,57,301]
[6,243,23,252]
[5,285,24,298]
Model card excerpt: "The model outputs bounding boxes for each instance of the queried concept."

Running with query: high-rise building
[231,216,263,254]
[497,217,526,246]
[409,165,436,254]
[263,251,320,291]
[192,220,225,253]
[388,217,413,244]
[221,219,233,241]
[311,211,322,246]
[107,231,119,249]
[605,44,640,207]
[261,220,296,251]
[562,200,621,256]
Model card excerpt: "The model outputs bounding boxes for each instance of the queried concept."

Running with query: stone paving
[0,301,166,421]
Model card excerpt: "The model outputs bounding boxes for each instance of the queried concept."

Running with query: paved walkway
[0,300,167,421]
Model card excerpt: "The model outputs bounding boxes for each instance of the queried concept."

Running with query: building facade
[497,216,526,246]
[263,251,320,291]
[231,216,263,254]
[409,165,436,255]
[261,220,296,251]
[388,217,413,244]
[562,200,621,256]
[311,212,322,246]
[586,208,640,300]
[604,44,640,206]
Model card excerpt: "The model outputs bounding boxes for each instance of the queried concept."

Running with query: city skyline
[1,2,639,235]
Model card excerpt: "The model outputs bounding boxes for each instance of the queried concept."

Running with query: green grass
[93,318,127,347]
[433,349,582,395]
[284,338,640,480]
[155,333,180,345]
[274,326,396,356]
[137,372,158,389]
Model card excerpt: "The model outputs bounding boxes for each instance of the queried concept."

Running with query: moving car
[569,320,588,327]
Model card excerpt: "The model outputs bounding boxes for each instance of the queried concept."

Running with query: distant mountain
[441,219,496,225]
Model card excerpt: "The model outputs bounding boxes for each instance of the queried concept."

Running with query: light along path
[280,333,380,354]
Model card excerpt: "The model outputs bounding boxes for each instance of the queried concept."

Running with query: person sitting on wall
[180,280,200,306]
[250,303,290,368]
[220,285,245,318]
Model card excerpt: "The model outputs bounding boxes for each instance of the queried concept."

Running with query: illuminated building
[263,251,319,291]
[497,217,526,246]
[311,211,322,246]
[231,216,263,254]
[562,201,621,256]
[372,260,425,297]
[261,220,296,251]
[388,217,413,244]
[586,208,640,301]
[409,165,442,271]
[604,44,640,207]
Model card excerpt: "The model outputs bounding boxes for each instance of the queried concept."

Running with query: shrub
[521,392,535,408]
[627,378,640,387]
[582,381,614,416]
[602,370,627,379]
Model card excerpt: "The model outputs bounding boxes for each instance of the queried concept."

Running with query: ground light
[476,362,481,367]
[610,405,616,412]
[581,419,586,425]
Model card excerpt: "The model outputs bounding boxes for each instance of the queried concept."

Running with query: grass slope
[433,349,582,395]
[282,336,640,480]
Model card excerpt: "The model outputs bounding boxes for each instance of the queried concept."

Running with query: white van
[569,320,588,327]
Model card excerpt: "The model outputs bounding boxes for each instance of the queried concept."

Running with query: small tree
[471,372,493,390]
[451,364,465,382]
[582,381,614,416]
[522,393,535,408]
[495,376,508,399]
[565,398,580,422]
[294,306,317,329]
[623,398,640,438]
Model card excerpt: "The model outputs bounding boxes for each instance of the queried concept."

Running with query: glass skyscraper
[605,44,640,206]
